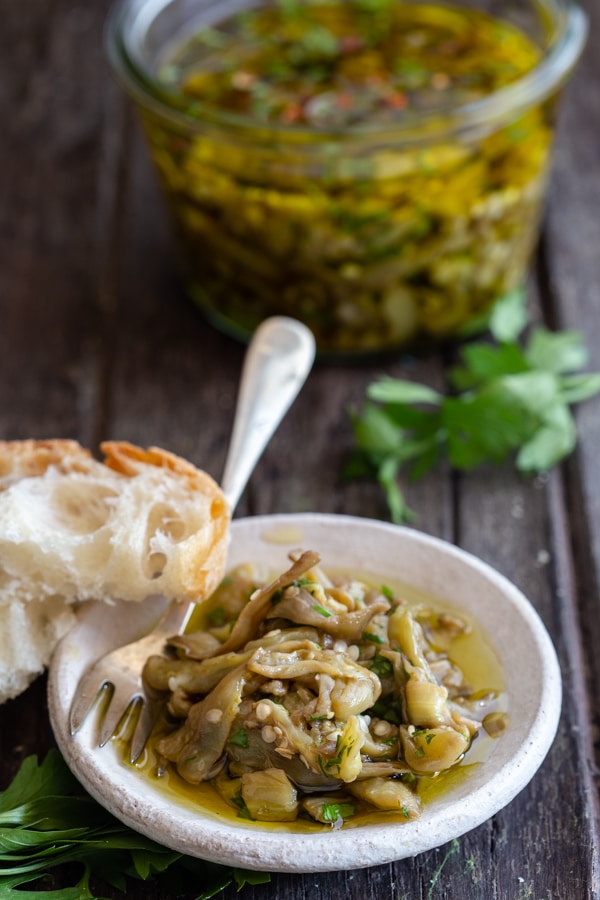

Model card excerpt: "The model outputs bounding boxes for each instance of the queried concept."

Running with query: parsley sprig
[347,292,600,523]
[0,751,269,899]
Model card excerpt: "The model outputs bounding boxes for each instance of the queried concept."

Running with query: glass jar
[106,0,587,359]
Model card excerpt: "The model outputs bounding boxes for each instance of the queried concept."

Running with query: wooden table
[1,1,599,897]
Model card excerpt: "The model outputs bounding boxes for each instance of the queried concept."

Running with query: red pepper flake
[280,102,304,123]
[336,91,355,109]
[386,90,408,110]
[340,33,365,54]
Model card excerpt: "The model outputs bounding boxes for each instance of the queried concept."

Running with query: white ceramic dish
[48,513,561,873]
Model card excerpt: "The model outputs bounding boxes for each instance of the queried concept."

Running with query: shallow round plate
[48,513,561,873]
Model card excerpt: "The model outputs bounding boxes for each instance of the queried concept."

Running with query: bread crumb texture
[0,439,231,703]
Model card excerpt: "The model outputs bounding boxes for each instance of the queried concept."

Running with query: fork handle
[153,316,315,637]
[220,316,315,510]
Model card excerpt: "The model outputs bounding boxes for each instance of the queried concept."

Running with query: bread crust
[0,438,96,482]
[0,438,231,703]
[101,441,224,500]
[101,440,231,603]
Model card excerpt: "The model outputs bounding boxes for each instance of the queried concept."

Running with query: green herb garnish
[270,587,284,604]
[228,728,250,748]
[368,695,402,725]
[368,652,394,677]
[0,751,269,897]
[347,292,600,522]
[231,791,254,821]
[321,801,356,823]
[312,603,333,618]
[206,606,227,627]
[362,631,384,645]
[320,733,355,773]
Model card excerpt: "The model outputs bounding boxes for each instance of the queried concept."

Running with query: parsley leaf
[0,751,269,899]
[346,295,600,523]
[320,801,356,823]
[228,728,249,748]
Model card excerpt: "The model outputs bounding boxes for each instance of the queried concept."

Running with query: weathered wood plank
[0,0,113,444]
[544,0,600,811]
[1,0,599,897]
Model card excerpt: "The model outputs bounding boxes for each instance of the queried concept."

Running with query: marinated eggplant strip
[144,550,504,825]
[156,664,250,783]
[215,550,320,654]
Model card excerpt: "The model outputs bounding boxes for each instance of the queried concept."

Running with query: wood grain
[1,0,599,897]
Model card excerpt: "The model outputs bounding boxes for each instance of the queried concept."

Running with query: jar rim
[105,0,588,143]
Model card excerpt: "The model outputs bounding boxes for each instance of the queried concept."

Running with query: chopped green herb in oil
[144,0,555,354]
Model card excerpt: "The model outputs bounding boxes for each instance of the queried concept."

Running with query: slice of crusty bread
[0,439,230,703]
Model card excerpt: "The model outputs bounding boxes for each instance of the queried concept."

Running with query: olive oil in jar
[142,1,555,355]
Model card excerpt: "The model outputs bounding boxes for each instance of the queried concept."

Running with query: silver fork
[69,316,315,762]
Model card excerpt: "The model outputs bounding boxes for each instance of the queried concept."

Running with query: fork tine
[97,689,142,748]
[69,632,166,753]
[70,674,112,734]
[129,697,158,763]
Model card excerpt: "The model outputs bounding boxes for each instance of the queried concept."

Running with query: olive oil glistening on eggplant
[126,559,507,831]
